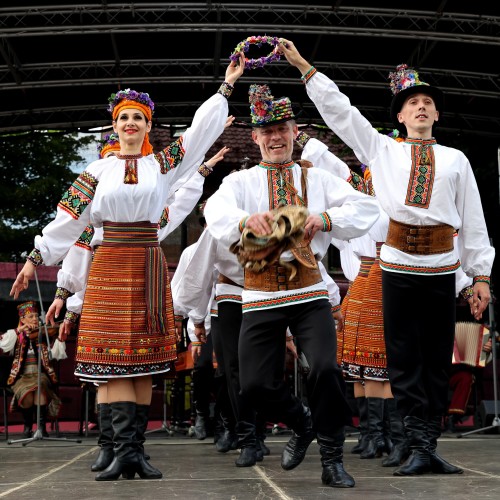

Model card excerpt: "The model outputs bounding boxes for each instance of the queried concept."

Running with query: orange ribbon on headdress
[112,99,154,156]
[100,142,121,159]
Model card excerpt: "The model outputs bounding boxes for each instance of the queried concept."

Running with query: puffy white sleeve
[0,329,17,354]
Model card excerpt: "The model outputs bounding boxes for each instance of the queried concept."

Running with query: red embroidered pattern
[405,140,436,208]
[242,290,329,312]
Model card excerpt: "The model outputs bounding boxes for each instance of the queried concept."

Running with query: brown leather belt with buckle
[217,274,243,288]
[386,218,454,255]
[244,262,322,292]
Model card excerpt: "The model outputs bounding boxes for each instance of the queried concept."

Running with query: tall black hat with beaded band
[389,64,443,134]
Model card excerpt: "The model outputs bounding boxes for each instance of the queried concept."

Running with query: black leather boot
[38,405,50,437]
[21,407,33,438]
[122,404,161,480]
[235,420,258,467]
[281,403,315,471]
[317,432,355,488]
[360,398,386,459]
[393,416,431,476]
[351,397,369,454]
[215,410,238,453]
[382,398,409,467]
[96,401,162,481]
[427,416,463,474]
[256,413,270,456]
[91,403,114,472]
[193,412,208,440]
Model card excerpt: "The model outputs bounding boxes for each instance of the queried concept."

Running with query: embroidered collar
[116,153,143,160]
[405,137,436,146]
[258,160,295,170]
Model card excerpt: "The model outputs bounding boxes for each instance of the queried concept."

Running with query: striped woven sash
[102,221,174,335]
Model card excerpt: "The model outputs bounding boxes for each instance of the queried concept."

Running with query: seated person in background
[0,301,66,437]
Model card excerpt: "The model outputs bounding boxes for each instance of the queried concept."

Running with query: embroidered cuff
[198,163,213,178]
[191,341,202,347]
[217,81,234,99]
[239,216,249,232]
[460,285,474,301]
[64,311,80,324]
[301,66,317,84]
[55,287,71,302]
[473,276,490,285]
[319,212,333,232]
[27,248,43,267]
[194,322,205,329]
[331,304,341,313]
[295,131,310,148]
[174,314,184,322]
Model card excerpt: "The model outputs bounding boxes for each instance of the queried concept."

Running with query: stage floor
[0,426,499,500]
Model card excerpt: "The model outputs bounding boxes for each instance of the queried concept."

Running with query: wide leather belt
[244,262,322,292]
[386,218,454,255]
[218,274,243,288]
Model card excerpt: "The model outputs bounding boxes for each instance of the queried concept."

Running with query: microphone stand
[8,267,81,446]
[457,289,499,438]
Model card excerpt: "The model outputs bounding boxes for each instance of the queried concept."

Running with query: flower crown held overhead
[107,88,155,115]
[230,35,282,70]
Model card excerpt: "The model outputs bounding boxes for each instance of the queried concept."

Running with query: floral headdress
[230,35,281,70]
[249,84,295,127]
[97,133,120,158]
[107,88,155,156]
[107,89,155,117]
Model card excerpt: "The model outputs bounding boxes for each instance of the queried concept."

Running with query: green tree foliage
[0,131,94,261]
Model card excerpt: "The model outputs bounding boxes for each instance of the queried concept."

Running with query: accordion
[452,321,492,368]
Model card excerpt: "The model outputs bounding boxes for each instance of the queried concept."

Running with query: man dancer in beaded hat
[204,82,379,487]
[280,39,494,476]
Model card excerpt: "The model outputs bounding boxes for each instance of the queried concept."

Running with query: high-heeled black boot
[382,398,409,467]
[91,403,114,472]
[122,404,161,479]
[95,401,161,481]
[351,397,369,454]
[360,398,386,459]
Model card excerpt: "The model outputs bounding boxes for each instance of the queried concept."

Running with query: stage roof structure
[1,1,500,138]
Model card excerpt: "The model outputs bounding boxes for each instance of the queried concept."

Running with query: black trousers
[192,332,215,416]
[239,299,351,435]
[215,301,257,430]
[382,270,456,419]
